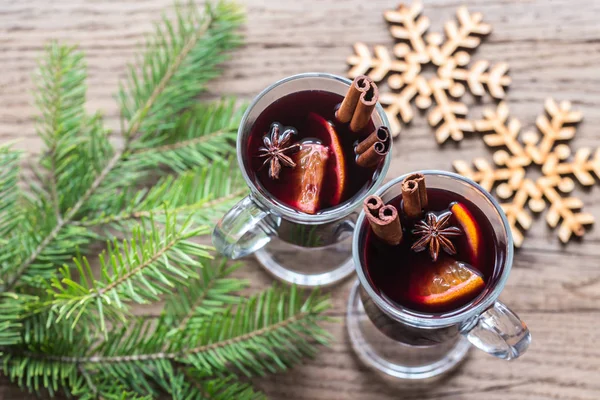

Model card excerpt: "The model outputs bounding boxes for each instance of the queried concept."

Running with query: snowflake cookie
[347,1,510,143]
[454,99,599,247]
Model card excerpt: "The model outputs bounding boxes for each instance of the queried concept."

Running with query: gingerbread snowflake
[346,1,510,143]
[454,99,599,247]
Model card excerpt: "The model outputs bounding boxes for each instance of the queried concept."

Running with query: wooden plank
[1,0,599,399]
[256,311,600,400]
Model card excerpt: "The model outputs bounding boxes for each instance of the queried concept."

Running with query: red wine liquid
[364,188,497,314]
[247,90,379,213]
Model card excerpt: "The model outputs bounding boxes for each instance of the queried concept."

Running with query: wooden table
[2,0,600,399]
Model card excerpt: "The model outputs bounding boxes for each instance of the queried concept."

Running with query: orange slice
[306,112,346,206]
[288,143,329,214]
[409,260,485,309]
[451,202,482,265]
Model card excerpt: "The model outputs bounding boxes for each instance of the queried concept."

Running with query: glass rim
[352,170,515,328]
[236,72,392,225]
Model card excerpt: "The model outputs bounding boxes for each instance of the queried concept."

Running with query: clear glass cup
[212,73,391,287]
[347,170,531,381]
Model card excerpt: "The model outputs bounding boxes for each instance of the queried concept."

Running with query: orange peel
[307,112,346,206]
[409,260,485,309]
[451,202,482,264]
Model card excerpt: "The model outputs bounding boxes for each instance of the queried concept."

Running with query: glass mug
[347,171,531,380]
[212,73,391,287]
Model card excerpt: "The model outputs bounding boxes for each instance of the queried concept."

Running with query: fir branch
[119,2,244,141]
[81,189,245,228]
[171,372,265,400]
[1,199,97,288]
[0,145,22,237]
[162,258,248,331]
[76,160,246,231]
[76,364,99,399]
[34,44,114,218]
[47,212,212,331]
[122,360,264,400]
[0,1,333,398]
[38,286,330,370]
[1,287,330,397]
[34,43,87,220]
[125,98,245,173]
[121,15,210,140]
[3,1,243,291]
[0,293,39,346]
[2,152,118,291]
[79,378,153,400]
[132,129,228,155]
[1,352,80,397]
[198,376,265,400]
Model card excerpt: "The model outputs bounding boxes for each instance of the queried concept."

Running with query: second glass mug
[347,171,531,381]
[212,73,391,287]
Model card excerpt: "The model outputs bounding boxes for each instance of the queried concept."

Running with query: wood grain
[1,0,600,398]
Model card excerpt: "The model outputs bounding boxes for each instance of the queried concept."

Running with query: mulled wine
[247,86,386,215]
[364,181,497,314]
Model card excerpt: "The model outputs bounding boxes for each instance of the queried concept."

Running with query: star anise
[257,122,299,179]
[411,211,462,262]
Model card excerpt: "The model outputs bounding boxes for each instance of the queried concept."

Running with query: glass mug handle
[212,196,278,259]
[462,301,531,360]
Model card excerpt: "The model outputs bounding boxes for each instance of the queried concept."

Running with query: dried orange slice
[409,260,485,309]
[306,112,346,206]
[288,143,329,214]
[451,202,482,265]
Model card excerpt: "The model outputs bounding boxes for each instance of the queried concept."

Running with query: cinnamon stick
[350,82,379,132]
[363,196,402,246]
[414,174,428,209]
[356,126,390,155]
[364,195,384,217]
[336,75,379,132]
[356,139,390,168]
[401,173,428,219]
[337,76,370,123]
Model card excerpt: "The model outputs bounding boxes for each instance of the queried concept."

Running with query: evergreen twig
[0,1,332,398]
[3,1,244,291]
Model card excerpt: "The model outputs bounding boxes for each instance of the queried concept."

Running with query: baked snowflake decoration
[454,99,599,247]
[346,1,510,143]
